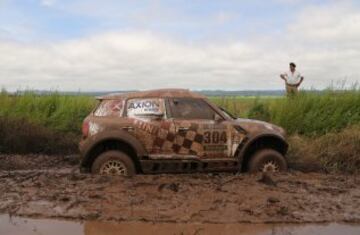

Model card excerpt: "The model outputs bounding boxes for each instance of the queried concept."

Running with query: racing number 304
[203,131,227,144]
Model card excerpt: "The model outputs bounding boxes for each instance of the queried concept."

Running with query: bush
[288,126,360,174]
[212,89,360,136]
[247,100,271,121]
[270,90,360,135]
[0,117,78,154]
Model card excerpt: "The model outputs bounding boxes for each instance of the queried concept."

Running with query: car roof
[97,89,206,100]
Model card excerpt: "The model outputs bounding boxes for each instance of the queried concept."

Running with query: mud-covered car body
[79,89,288,174]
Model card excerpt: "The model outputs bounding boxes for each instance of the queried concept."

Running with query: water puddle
[1,214,360,235]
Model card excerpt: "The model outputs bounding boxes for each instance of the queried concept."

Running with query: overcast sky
[0,0,359,91]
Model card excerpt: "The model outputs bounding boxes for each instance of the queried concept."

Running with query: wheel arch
[237,134,288,172]
[80,131,147,173]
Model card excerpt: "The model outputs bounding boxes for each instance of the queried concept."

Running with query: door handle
[122,126,134,131]
[177,127,189,132]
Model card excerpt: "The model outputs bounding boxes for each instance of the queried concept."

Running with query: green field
[1,89,359,136]
[211,90,360,136]
[0,91,95,133]
[0,89,359,173]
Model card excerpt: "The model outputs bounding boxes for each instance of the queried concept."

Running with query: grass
[288,125,360,174]
[211,89,360,136]
[0,89,359,173]
[0,116,77,154]
[0,91,96,133]
[2,89,358,136]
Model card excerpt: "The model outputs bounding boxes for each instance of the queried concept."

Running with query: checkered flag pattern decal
[153,122,204,155]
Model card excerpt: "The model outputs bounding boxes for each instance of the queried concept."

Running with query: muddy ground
[1,154,360,224]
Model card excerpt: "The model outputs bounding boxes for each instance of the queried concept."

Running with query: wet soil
[1,214,360,235]
[1,154,360,224]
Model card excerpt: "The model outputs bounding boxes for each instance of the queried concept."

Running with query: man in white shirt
[280,62,304,95]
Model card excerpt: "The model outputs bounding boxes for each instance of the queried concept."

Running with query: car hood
[234,118,286,136]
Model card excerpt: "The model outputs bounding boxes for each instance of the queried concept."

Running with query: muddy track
[0,154,360,224]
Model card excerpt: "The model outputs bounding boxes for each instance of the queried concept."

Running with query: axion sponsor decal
[128,100,159,110]
[127,99,164,117]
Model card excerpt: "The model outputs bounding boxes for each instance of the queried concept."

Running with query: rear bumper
[78,138,91,172]
[78,138,86,155]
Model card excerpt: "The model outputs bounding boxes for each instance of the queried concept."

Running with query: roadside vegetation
[211,88,360,136]
[0,90,95,133]
[287,126,360,174]
[0,88,359,173]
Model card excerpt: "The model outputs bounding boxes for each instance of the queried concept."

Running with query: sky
[0,0,359,91]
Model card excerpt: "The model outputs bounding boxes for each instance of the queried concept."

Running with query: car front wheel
[91,150,136,176]
[247,149,287,173]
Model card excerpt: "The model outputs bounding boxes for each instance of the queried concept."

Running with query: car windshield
[218,106,236,120]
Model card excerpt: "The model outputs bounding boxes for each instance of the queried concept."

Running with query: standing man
[280,62,304,95]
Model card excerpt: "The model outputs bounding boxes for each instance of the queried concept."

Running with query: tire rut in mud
[1,154,360,224]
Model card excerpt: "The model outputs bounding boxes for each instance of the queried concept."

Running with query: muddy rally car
[79,89,288,176]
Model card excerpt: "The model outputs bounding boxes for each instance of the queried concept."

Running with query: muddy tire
[247,149,287,173]
[91,151,136,176]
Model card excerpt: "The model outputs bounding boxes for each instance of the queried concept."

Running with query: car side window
[126,98,165,118]
[168,98,216,120]
[94,99,124,117]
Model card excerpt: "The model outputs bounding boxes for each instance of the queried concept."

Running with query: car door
[167,98,232,159]
[125,98,176,155]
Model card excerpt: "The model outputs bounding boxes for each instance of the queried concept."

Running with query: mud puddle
[1,154,360,224]
[1,214,360,235]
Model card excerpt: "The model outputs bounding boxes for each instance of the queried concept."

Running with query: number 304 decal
[204,131,227,144]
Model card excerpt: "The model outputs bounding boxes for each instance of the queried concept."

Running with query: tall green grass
[270,90,360,135]
[211,90,360,136]
[1,89,359,136]
[0,91,96,133]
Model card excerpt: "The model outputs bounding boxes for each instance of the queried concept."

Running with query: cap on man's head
[290,62,296,67]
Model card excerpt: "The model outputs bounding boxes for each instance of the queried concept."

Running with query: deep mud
[1,154,360,224]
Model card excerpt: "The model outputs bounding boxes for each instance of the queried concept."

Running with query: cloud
[40,0,56,7]
[289,3,360,45]
[282,2,360,86]
[214,11,236,24]
[0,2,359,91]
[0,31,262,91]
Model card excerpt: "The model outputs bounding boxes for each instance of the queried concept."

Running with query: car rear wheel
[91,151,136,176]
[247,149,287,173]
